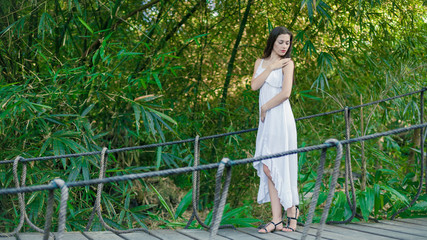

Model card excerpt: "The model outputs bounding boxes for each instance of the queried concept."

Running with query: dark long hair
[262,26,293,59]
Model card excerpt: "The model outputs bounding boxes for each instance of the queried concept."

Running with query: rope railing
[302,139,343,240]
[2,122,426,196]
[1,123,426,240]
[1,87,426,240]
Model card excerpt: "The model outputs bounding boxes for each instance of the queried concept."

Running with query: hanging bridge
[1,88,426,240]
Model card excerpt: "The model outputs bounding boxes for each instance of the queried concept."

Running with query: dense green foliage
[1,0,426,232]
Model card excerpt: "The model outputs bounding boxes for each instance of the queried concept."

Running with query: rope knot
[220,158,231,166]
[325,139,340,146]
[51,179,66,189]
[101,147,108,155]
[325,139,343,158]
[13,156,23,163]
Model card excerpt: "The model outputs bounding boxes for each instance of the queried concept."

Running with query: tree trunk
[82,0,161,59]
[218,0,254,127]
[376,137,384,171]
[407,128,421,172]
[26,1,39,70]
[135,2,199,73]
[193,1,208,116]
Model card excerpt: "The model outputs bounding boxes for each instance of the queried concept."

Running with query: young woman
[251,26,299,233]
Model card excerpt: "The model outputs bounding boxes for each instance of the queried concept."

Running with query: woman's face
[272,34,291,57]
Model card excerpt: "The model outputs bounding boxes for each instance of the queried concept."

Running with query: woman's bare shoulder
[284,58,295,69]
[254,58,263,69]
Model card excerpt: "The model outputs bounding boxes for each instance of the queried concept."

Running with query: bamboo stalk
[361,94,366,191]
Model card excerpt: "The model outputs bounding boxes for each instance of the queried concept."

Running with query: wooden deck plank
[83,231,123,240]
[315,224,393,240]
[216,228,262,240]
[356,221,427,237]
[381,219,427,230]
[177,229,229,240]
[15,233,44,240]
[274,229,319,240]
[149,229,194,240]
[395,218,427,226]
[237,228,296,239]
[304,225,364,240]
[0,235,16,240]
[16,232,89,240]
[334,223,426,240]
[5,218,427,240]
[55,232,90,240]
[118,232,161,240]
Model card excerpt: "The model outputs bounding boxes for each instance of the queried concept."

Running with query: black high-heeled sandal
[258,221,283,234]
[283,206,299,232]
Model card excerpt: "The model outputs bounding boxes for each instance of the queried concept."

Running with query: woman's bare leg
[258,164,283,233]
[282,205,298,232]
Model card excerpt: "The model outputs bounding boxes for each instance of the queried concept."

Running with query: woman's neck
[267,52,281,61]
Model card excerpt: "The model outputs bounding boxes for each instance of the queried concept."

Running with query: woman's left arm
[260,60,294,122]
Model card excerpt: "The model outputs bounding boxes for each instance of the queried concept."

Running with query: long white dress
[253,59,299,210]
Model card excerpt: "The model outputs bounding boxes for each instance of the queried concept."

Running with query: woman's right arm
[251,58,290,91]
[251,59,272,91]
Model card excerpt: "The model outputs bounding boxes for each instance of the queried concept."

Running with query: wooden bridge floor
[2,218,426,240]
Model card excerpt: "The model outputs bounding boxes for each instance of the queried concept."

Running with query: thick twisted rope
[185,136,235,231]
[350,88,425,110]
[43,183,55,240]
[84,148,108,231]
[326,107,357,225]
[18,158,52,235]
[0,156,55,238]
[44,179,69,240]
[301,139,343,240]
[302,140,331,240]
[316,139,343,239]
[0,157,26,237]
[84,147,151,234]
[185,135,210,229]
[210,158,233,238]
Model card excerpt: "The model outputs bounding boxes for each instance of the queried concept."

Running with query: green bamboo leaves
[0,16,26,37]
[300,0,332,23]
[131,95,177,141]
[312,52,336,90]
[77,17,94,34]
[39,12,56,39]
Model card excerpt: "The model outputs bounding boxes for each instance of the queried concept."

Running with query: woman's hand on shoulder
[269,58,292,71]
[282,58,294,69]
